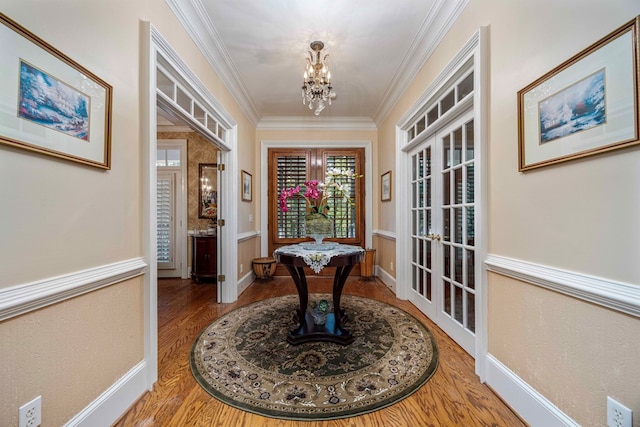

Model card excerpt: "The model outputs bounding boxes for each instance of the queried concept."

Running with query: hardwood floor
[114,276,526,427]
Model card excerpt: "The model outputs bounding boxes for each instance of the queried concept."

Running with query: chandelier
[301,41,336,115]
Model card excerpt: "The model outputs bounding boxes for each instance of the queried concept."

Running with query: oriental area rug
[190,294,438,420]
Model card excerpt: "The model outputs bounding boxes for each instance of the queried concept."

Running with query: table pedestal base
[285,264,355,346]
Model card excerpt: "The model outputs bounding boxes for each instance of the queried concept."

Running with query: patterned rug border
[190,294,439,421]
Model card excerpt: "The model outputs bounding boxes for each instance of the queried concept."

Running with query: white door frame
[395,28,489,380]
[141,21,238,389]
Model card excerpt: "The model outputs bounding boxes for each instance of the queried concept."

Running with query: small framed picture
[381,170,392,201]
[241,170,252,201]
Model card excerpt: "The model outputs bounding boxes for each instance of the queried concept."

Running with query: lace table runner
[273,243,365,273]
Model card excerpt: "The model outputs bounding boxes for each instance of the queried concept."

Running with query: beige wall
[0,0,256,425]
[0,277,143,425]
[377,1,640,426]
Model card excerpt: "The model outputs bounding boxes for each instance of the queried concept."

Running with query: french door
[408,111,477,356]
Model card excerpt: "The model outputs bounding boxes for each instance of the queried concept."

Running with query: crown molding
[373,0,469,125]
[257,116,377,131]
[164,0,261,125]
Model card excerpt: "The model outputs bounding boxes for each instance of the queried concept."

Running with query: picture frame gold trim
[0,13,112,169]
[517,16,639,171]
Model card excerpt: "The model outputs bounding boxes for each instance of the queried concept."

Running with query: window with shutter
[268,148,364,255]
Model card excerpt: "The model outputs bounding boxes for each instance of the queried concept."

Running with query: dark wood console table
[273,244,365,345]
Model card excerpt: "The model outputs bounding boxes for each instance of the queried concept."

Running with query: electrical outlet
[607,396,632,427]
[240,263,244,273]
[19,396,41,427]
[390,261,394,271]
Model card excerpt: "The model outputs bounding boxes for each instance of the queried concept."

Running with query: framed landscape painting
[517,16,639,171]
[0,13,112,169]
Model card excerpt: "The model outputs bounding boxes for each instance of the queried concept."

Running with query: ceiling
[162,0,468,127]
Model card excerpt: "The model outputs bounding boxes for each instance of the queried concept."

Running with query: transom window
[407,70,474,143]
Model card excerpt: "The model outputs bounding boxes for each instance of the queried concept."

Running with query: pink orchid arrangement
[278,168,361,215]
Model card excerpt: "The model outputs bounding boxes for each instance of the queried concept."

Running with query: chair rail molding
[373,229,397,241]
[0,258,147,322]
[485,254,640,318]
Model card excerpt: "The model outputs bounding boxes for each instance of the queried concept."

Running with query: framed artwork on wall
[381,170,392,201]
[0,13,112,169]
[198,163,217,218]
[241,170,252,201]
[517,16,639,171]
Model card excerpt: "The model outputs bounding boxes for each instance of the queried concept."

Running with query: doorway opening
[142,22,237,389]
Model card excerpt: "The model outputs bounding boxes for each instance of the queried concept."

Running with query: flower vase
[304,212,333,244]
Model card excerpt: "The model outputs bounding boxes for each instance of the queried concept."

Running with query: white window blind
[157,174,174,268]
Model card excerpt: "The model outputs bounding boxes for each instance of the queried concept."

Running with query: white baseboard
[64,361,148,427]
[237,270,255,295]
[485,355,579,427]
[374,265,396,294]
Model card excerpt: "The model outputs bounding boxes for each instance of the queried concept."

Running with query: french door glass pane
[454,168,463,204]
[467,292,476,332]
[444,281,451,315]
[454,246,463,284]
[443,172,450,205]
[442,208,450,241]
[466,164,475,203]
[453,128,463,166]
[454,207,463,244]
[454,285,464,323]
[465,120,475,160]
[467,249,475,289]
[466,207,475,246]
[443,135,451,168]
[443,246,451,278]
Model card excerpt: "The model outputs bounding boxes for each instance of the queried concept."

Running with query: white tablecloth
[273,243,365,273]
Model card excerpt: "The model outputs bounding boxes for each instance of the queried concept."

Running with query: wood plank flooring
[113,277,526,427]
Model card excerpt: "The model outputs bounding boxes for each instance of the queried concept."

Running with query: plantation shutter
[276,154,308,238]
[268,148,365,255]
[157,172,175,269]
[325,154,357,238]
